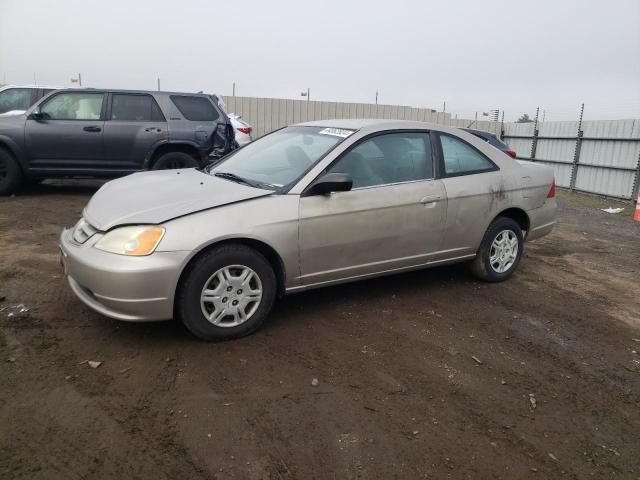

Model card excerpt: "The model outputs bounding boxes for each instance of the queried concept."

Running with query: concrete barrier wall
[220,95,502,138]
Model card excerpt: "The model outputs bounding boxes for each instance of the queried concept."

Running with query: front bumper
[59,228,189,321]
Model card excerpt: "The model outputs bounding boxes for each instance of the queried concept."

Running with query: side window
[110,94,165,121]
[0,88,34,113]
[328,132,432,189]
[170,95,219,121]
[440,134,496,175]
[40,93,104,120]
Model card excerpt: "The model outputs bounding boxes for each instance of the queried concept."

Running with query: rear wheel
[176,244,277,341]
[0,148,23,196]
[152,151,199,170]
[470,217,523,282]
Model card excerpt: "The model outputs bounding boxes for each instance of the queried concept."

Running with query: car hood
[83,168,272,231]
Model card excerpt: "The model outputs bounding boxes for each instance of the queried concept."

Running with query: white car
[228,114,253,146]
[210,94,253,147]
[0,85,62,115]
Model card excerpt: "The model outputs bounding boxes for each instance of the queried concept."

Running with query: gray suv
[0,88,236,195]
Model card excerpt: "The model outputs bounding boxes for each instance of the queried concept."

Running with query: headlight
[94,226,165,256]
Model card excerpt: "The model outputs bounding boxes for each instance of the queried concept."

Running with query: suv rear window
[111,94,165,121]
[170,95,219,121]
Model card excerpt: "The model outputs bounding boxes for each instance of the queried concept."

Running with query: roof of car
[51,87,214,97]
[0,84,64,90]
[295,118,448,132]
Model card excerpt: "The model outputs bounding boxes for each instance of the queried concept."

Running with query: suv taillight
[547,179,556,198]
[237,127,251,134]
[506,149,517,158]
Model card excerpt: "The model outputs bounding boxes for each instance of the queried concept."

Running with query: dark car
[462,128,517,158]
[0,88,236,195]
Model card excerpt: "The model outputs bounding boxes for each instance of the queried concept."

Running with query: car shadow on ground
[103,262,475,343]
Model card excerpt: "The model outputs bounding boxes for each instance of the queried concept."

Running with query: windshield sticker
[318,127,355,138]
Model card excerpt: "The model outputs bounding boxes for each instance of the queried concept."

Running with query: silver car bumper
[59,228,189,322]
[526,198,557,241]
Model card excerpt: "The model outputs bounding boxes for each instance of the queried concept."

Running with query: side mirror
[304,172,353,196]
[30,107,44,120]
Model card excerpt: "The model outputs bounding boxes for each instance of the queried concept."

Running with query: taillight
[547,179,556,198]
[237,127,251,134]
[506,149,517,158]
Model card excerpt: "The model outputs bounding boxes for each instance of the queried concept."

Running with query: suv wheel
[470,217,523,282]
[152,151,200,170]
[0,149,23,196]
[176,244,277,341]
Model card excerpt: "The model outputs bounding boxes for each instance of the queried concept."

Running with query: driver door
[298,131,447,287]
[25,91,105,171]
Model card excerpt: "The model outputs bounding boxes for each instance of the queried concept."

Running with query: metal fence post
[569,103,585,191]
[632,148,640,202]
[530,107,540,160]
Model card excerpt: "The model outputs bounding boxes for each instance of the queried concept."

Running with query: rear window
[111,93,165,121]
[170,95,219,121]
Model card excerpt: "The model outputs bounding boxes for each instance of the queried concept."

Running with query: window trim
[435,132,499,178]
[302,129,436,195]
[106,92,166,122]
[169,94,220,122]
[37,91,107,121]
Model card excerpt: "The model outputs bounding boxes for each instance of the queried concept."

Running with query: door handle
[144,127,162,132]
[420,195,441,204]
[83,126,101,132]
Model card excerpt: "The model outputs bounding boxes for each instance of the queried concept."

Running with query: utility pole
[232,82,235,96]
[307,88,310,101]
[157,78,161,91]
[78,73,82,87]
[442,101,446,113]
[375,91,378,105]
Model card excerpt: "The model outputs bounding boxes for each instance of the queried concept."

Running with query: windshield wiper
[214,172,258,187]
[214,171,280,190]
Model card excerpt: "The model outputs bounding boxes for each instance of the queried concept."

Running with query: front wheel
[470,217,523,282]
[0,149,23,196]
[176,244,277,341]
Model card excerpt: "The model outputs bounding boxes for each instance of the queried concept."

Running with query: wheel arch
[174,237,287,306]
[494,207,530,236]
[146,142,202,169]
[0,136,27,173]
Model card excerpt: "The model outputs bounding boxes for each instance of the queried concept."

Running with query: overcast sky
[1,0,638,121]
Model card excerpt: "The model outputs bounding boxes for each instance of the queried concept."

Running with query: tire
[0,148,23,196]
[176,244,277,341]
[152,151,200,170]
[470,217,524,282]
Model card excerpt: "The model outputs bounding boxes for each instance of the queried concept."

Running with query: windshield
[208,126,353,189]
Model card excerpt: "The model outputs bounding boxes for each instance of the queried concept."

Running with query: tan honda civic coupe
[60,119,556,341]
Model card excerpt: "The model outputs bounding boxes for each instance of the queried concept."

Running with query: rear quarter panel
[439,132,554,254]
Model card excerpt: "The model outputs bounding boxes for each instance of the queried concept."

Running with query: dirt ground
[1,182,639,480]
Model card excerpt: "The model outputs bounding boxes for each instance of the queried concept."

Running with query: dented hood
[84,168,271,231]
